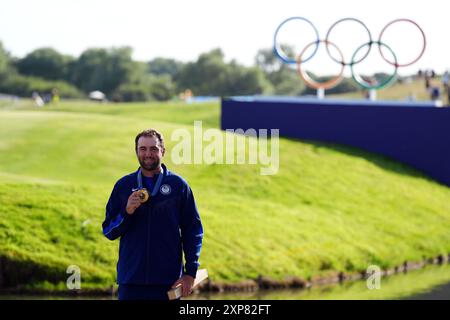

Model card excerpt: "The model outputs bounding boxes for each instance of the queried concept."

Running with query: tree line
[0,41,361,102]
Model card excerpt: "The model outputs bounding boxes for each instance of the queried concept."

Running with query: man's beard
[139,157,160,171]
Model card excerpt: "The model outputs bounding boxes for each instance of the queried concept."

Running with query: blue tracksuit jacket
[102,164,203,285]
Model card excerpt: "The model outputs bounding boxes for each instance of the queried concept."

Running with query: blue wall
[221,97,450,187]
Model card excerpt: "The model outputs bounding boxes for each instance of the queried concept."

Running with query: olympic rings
[273,16,319,64]
[273,17,426,90]
[351,41,398,90]
[297,40,345,90]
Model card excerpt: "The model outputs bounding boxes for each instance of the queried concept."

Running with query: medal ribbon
[137,167,164,197]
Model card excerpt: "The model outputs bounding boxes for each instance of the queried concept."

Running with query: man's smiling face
[136,136,165,171]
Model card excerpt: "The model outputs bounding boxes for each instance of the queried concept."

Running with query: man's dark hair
[135,129,165,152]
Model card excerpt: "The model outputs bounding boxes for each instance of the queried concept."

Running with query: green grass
[0,99,220,128]
[0,98,450,293]
[329,77,438,101]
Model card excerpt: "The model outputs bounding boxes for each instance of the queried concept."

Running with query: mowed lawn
[0,99,450,290]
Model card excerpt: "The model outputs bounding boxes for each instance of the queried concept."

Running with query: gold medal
[137,188,149,203]
[136,167,164,204]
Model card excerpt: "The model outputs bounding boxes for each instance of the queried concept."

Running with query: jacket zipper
[145,202,152,283]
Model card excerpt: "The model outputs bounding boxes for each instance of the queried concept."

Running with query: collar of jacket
[134,163,168,179]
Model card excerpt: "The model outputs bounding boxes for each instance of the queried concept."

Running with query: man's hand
[171,275,195,297]
[126,191,142,215]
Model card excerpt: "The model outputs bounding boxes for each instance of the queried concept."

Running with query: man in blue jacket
[102,129,203,300]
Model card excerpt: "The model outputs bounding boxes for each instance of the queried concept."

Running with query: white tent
[89,90,106,101]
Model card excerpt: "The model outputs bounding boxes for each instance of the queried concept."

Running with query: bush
[148,74,176,101]
[302,76,360,95]
[112,83,152,102]
[0,74,84,98]
[112,74,176,102]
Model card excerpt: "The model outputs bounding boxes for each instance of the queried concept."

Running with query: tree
[0,41,12,81]
[16,48,74,81]
[255,47,304,95]
[0,74,83,98]
[177,48,271,96]
[226,61,273,95]
[71,47,138,96]
[255,46,284,74]
[148,74,176,101]
[147,58,183,79]
[176,49,225,95]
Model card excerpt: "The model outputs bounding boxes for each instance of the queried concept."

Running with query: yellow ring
[297,39,345,90]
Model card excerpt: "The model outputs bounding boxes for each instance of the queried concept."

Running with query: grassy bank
[0,98,449,291]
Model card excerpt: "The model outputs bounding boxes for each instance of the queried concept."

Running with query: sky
[0,0,448,76]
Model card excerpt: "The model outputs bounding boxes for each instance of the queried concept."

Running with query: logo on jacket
[160,184,171,195]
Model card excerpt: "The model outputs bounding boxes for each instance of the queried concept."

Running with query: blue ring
[273,16,320,65]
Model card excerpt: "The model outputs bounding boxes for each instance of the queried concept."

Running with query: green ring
[350,41,398,90]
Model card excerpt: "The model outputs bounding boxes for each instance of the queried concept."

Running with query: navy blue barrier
[221,96,450,187]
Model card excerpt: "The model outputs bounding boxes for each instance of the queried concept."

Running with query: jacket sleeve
[102,181,133,241]
[180,183,204,278]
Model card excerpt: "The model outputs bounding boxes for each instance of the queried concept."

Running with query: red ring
[378,18,426,67]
